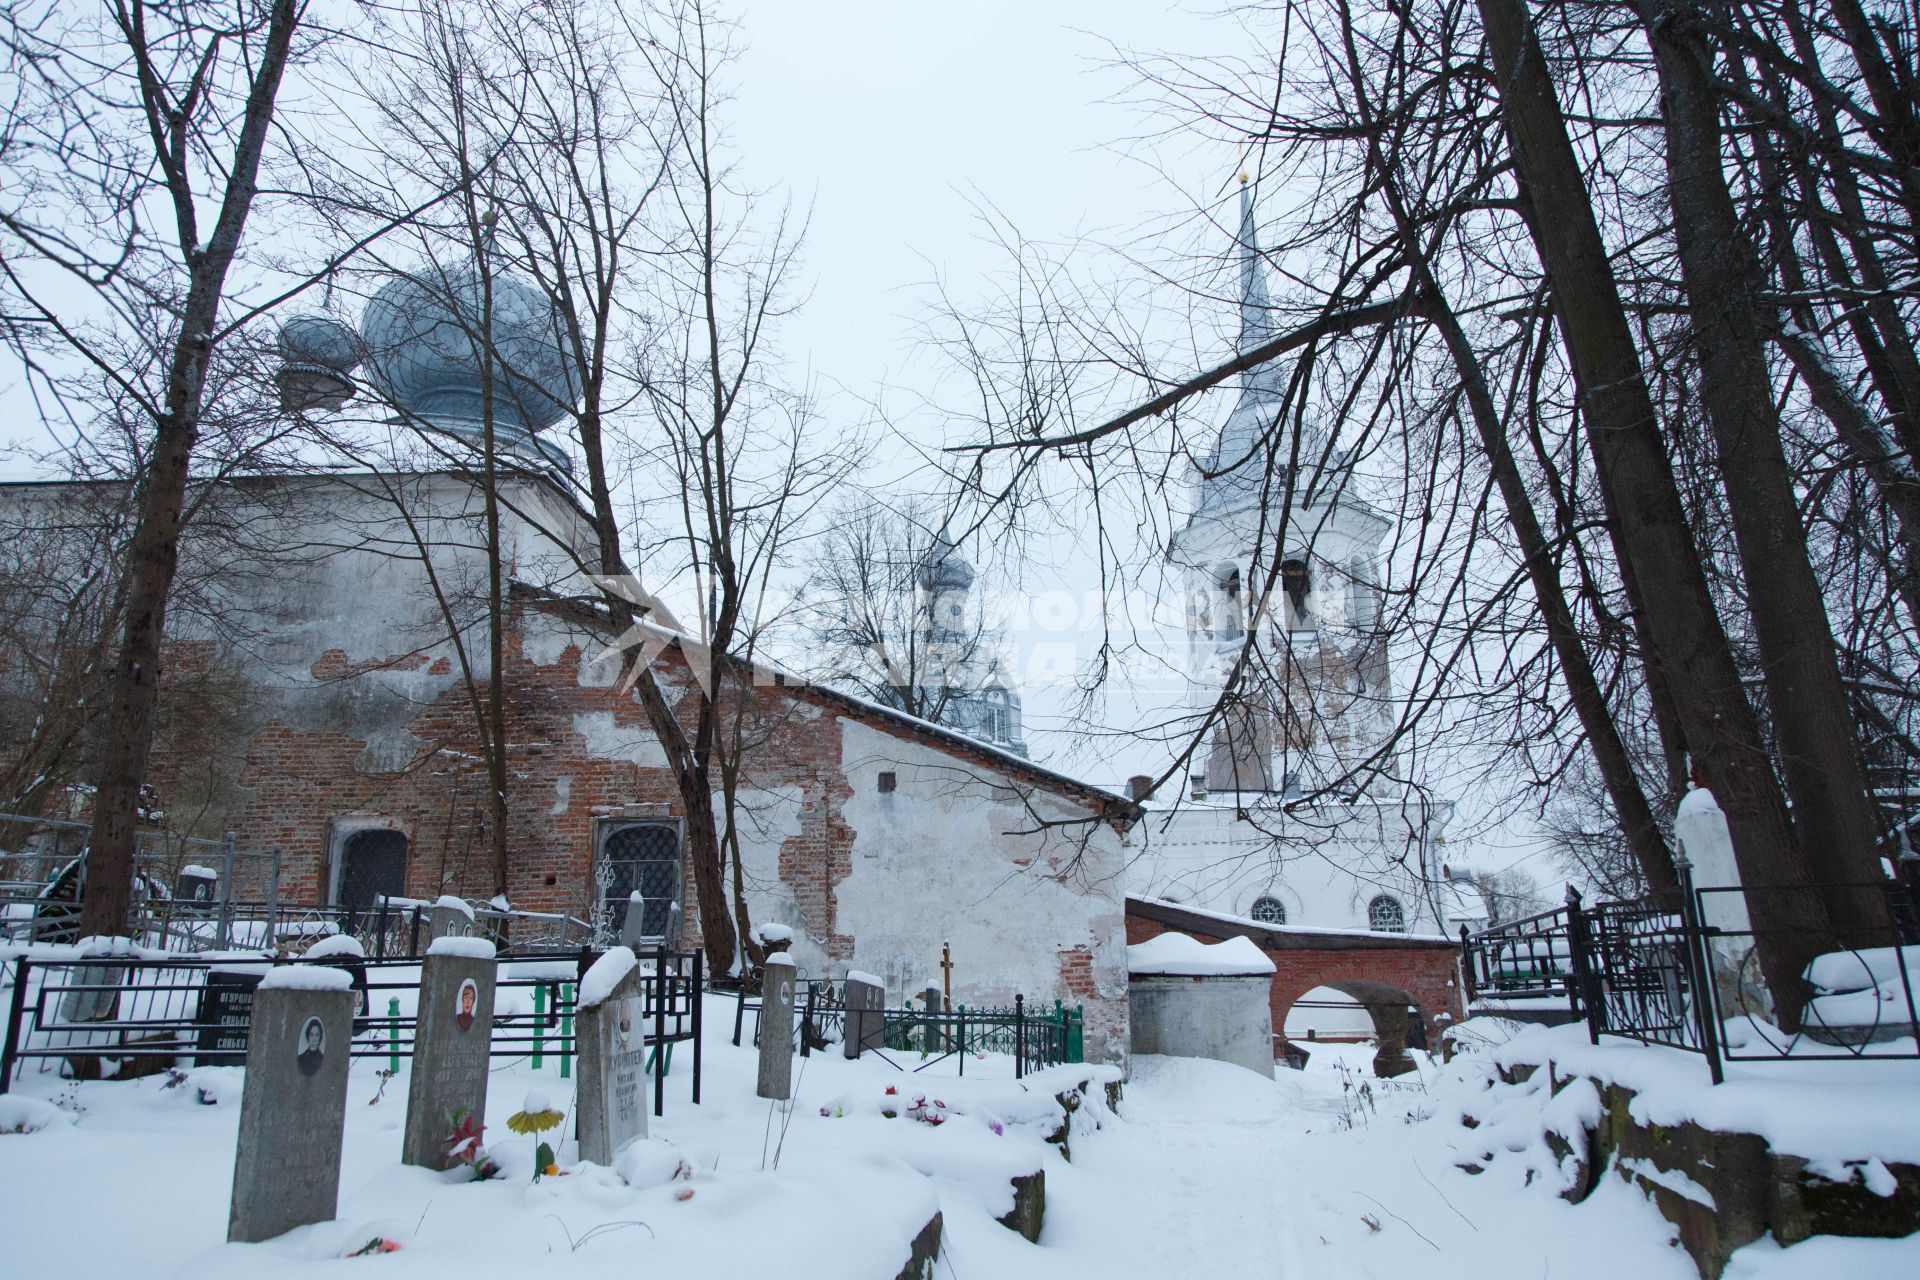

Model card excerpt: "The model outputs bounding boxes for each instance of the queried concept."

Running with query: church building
[0,255,1135,1064]
[1131,177,1484,944]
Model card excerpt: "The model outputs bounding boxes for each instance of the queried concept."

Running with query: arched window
[336,828,408,911]
[1280,559,1312,630]
[1368,894,1406,933]
[1250,895,1287,925]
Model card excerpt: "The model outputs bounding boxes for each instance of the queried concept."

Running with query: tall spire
[1237,172,1276,359]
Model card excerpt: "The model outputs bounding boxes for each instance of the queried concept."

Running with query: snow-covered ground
[2,999,1915,1277]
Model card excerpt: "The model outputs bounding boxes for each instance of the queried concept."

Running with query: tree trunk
[1475,0,1832,1024]
[1638,1,1891,940]
[81,0,301,938]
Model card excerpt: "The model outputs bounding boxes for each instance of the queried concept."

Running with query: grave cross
[939,940,953,1006]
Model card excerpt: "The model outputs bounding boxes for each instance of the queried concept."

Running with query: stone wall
[1128,973,1274,1074]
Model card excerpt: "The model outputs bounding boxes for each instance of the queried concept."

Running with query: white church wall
[834,719,1130,1065]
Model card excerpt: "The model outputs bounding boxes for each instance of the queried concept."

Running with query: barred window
[1250,895,1287,925]
[1368,894,1406,933]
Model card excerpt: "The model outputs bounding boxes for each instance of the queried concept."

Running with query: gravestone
[228,972,355,1243]
[402,942,498,1170]
[428,898,475,945]
[843,971,886,1060]
[618,891,650,949]
[196,967,267,1066]
[756,955,797,1100]
[576,953,648,1164]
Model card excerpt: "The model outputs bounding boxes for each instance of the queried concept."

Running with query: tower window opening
[1281,559,1312,629]
[1368,894,1406,933]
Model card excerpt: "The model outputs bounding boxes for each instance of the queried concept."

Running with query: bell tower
[1168,175,1394,798]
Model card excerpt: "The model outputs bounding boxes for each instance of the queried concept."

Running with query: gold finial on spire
[1237,170,1250,185]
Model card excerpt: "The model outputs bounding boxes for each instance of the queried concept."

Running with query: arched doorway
[1277,976,1425,1077]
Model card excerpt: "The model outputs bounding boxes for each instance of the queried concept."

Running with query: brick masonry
[1125,898,1464,1045]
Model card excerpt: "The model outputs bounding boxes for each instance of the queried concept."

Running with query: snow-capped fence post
[402,938,498,1170]
[575,948,647,1163]
[214,832,237,950]
[756,954,796,1101]
[1672,853,1725,1085]
[227,968,354,1243]
[1014,993,1025,1080]
[843,972,885,1060]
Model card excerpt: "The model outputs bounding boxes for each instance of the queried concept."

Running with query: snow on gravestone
[575,947,649,1164]
[1673,783,1761,1017]
[428,894,476,948]
[227,967,355,1243]
[756,954,797,1101]
[402,938,498,1170]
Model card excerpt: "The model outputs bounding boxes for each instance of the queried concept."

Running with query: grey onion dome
[278,315,360,373]
[918,526,975,592]
[359,261,575,435]
[275,315,361,413]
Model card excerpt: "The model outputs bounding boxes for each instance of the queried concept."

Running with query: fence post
[532,983,546,1069]
[386,997,401,1075]
[1898,834,1920,946]
[215,832,237,950]
[559,982,573,1080]
[374,899,390,961]
[0,956,29,1095]
[1673,855,1725,1085]
[653,950,667,1119]
[1014,994,1025,1080]
[1565,886,1602,1045]
[957,1005,966,1077]
[691,949,703,1106]
[407,907,422,959]
[262,848,281,951]
[801,983,816,1059]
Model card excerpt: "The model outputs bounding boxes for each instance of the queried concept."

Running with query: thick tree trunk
[81,0,301,938]
[1375,167,1677,892]
[1475,0,1832,1023]
[1639,2,1891,941]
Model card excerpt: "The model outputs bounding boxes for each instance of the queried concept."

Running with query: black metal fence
[1460,859,1920,1082]
[0,948,702,1114]
[731,979,1084,1078]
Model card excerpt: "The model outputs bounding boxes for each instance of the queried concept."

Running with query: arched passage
[1126,895,1464,1079]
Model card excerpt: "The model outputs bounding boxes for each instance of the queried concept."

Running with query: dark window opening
[337,829,408,911]
[878,771,897,794]
[1280,559,1312,624]
[1251,895,1287,925]
[600,822,681,940]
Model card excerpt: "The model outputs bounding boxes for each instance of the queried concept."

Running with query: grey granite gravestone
[756,955,797,1100]
[227,979,354,1243]
[576,963,648,1164]
[618,892,650,949]
[401,947,497,1170]
[843,972,885,1060]
[428,902,474,944]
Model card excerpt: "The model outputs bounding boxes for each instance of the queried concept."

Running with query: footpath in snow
[2,1000,1916,1277]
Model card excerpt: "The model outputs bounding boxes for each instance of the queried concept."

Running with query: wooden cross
[939,940,953,1005]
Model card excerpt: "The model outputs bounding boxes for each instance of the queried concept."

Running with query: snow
[258,965,355,991]
[0,1095,73,1134]
[750,922,795,945]
[763,952,796,969]
[181,864,218,880]
[301,934,366,960]
[577,945,637,1007]
[846,969,885,988]
[1126,931,1275,976]
[2,989,1914,1277]
[426,936,497,960]
[432,894,475,919]
[1486,1019,1920,1166]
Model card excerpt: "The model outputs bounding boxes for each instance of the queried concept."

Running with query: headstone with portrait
[227,969,355,1243]
[428,896,476,946]
[402,938,498,1170]
[756,954,797,1101]
[575,948,649,1165]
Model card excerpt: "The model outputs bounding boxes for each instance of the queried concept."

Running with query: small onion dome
[360,261,575,435]
[917,527,975,592]
[275,315,361,413]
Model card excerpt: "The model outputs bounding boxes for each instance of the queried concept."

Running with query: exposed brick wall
[1125,910,1464,1042]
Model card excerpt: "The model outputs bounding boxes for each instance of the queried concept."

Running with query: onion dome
[359,261,575,441]
[275,315,361,413]
[917,525,975,593]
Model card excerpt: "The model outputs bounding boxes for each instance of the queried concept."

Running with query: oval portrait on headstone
[296,1015,326,1076]
[455,977,478,1032]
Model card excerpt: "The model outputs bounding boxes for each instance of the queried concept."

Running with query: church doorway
[334,828,408,910]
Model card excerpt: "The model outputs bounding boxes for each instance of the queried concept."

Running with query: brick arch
[1125,896,1465,1059]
